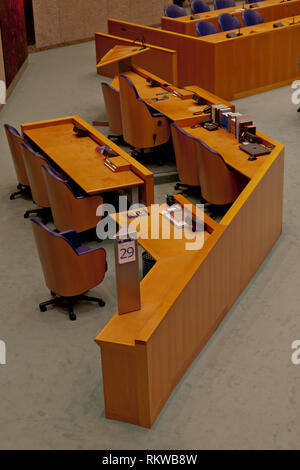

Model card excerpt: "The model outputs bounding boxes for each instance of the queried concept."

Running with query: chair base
[10,184,31,200]
[24,207,51,221]
[39,293,106,321]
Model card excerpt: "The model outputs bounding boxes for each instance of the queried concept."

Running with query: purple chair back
[195,20,218,36]
[214,0,235,10]
[242,9,264,26]
[191,0,210,13]
[164,4,187,17]
[218,13,241,31]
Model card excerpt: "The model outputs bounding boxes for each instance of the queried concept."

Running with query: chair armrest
[61,230,80,249]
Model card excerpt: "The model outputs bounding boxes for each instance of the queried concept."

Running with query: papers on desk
[161,204,186,228]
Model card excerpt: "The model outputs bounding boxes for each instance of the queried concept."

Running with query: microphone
[121,27,147,49]
[237,26,243,36]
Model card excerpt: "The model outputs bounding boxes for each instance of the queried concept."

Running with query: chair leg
[77,294,106,307]
[108,134,123,144]
[24,207,51,220]
[10,185,31,200]
[175,182,190,192]
[39,298,58,312]
[67,299,76,321]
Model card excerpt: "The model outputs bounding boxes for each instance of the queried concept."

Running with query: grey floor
[0,41,299,450]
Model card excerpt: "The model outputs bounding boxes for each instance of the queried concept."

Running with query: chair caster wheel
[24,213,29,219]
[50,291,56,297]
[17,184,22,190]
[69,313,77,321]
[39,305,47,312]
[98,299,106,307]
[10,195,15,200]
[174,183,180,190]
[131,150,139,158]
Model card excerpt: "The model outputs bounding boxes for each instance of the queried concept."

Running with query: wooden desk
[180,123,278,179]
[22,116,154,206]
[95,117,284,426]
[161,0,300,36]
[108,18,300,99]
[112,69,235,122]
[95,33,178,85]
[199,15,300,99]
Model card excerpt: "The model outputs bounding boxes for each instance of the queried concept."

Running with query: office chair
[193,136,246,205]
[101,82,123,142]
[164,4,187,17]
[245,0,265,3]
[218,13,241,31]
[242,9,264,26]
[119,74,170,157]
[191,0,210,13]
[171,124,200,192]
[195,20,218,36]
[22,142,52,220]
[31,218,107,321]
[214,0,235,10]
[42,164,103,233]
[4,124,31,200]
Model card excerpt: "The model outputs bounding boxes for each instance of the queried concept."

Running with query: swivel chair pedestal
[39,293,105,321]
[10,184,31,200]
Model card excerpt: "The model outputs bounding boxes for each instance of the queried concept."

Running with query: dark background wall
[0,0,28,88]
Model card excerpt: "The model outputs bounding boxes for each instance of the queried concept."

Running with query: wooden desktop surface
[112,69,235,121]
[181,124,279,179]
[161,0,300,36]
[21,116,154,203]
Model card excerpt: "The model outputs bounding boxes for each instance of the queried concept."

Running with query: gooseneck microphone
[121,27,147,49]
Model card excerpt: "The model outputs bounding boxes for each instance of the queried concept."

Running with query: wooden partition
[108,17,300,100]
[95,131,284,427]
[95,33,178,85]
[108,18,212,90]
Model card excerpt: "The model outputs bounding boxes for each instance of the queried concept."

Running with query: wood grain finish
[21,116,154,206]
[108,17,300,99]
[95,33,178,85]
[101,82,123,136]
[4,125,29,187]
[95,129,284,427]
[161,0,300,36]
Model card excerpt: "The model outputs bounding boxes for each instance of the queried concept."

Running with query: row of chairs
[196,10,264,36]
[171,124,247,205]
[102,75,170,156]
[5,124,107,320]
[165,0,264,18]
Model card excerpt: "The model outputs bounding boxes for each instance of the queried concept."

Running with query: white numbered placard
[117,239,136,265]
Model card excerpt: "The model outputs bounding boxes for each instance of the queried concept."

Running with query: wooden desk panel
[161,0,300,36]
[95,33,178,85]
[22,116,154,205]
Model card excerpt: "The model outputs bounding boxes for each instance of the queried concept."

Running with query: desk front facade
[161,0,300,36]
[107,17,300,100]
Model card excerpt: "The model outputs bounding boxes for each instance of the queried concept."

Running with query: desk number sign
[117,239,136,265]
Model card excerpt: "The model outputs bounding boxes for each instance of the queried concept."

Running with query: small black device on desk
[192,93,206,105]
[146,77,161,87]
[239,143,271,161]
[73,124,89,137]
[190,14,199,20]
[249,3,258,7]
[273,22,284,28]
[150,95,169,102]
